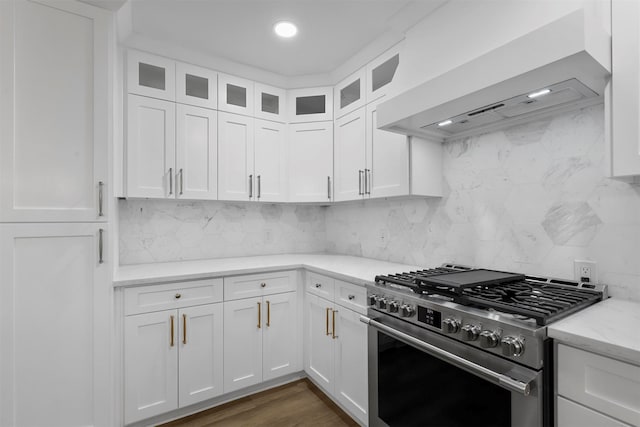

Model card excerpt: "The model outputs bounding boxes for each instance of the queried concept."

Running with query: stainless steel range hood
[377,9,611,141]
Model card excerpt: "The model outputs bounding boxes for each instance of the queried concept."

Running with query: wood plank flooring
[159,379,360,427]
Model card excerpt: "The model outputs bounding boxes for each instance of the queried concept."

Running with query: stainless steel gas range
[361,264,607,427]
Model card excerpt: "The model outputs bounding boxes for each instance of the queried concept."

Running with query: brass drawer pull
[170,315,175,347]
[175,293,181,299]
[182,314,187,345]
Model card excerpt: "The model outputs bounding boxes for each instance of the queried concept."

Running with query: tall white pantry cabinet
[0,1,114,427]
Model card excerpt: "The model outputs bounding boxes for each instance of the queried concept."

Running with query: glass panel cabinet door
[218,73,254,116]
[366,42,403,103]
[127,50,176,101]
[254,83,286,123]
[287,87,333,123]
[334,68,366,119]
[176,62,217,109]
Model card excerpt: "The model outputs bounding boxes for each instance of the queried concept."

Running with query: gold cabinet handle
[257,301,261,329]
[266,300,271,327]
[332,310,338,339]
[175,293,181,299]
[182,314,187,345]
[326,307,331,336]
[170,315,175,347]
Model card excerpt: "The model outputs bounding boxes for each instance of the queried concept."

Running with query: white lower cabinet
[304,274,368,425]
[224,291,298,393]
[124,300,223,424]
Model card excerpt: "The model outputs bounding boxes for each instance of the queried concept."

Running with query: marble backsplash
[119,200,326,264]
[325,105,640,300]
[119,104,640,300]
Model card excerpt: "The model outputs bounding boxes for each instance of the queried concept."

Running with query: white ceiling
[117,0,445,77]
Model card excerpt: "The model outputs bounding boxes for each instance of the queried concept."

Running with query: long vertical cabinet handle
[257,175,261,199]
[98,181,104,216]
[170,315,175,347]
[358,170,363,195]
[182,314,187,344]
[257,301,261,328]
[327,176,331,200]
[249,174,253,199]
[266,300,270,327]
[332,310,338,339]
[325,307,331,336]
[365,169,371,195]
[98,229,104,264]
[179,169,184,195]
[168,168,173,196]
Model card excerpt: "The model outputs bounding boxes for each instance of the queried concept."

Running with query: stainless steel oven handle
[360,316,531,396]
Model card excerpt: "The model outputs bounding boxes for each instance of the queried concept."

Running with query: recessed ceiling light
[527,88,551,99]
[274,21,298,38]
[438,119,453,127]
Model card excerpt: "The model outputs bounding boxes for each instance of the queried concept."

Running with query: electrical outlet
[574,260,597,283]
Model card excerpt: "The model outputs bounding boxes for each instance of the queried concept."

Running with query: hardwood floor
[159,379,360,427]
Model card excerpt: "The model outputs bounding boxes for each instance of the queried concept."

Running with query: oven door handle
[360,316,531,396]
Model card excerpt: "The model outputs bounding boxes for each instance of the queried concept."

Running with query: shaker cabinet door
[262,292,299,381]
[255,119,287,202]
[218,112,255,201]
[288,122,334,202]
[304,294,335,393]
[334,108,366,202]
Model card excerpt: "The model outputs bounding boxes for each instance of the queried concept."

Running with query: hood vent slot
[468,103,505,117]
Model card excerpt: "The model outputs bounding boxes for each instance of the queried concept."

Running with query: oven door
[363,314,544,427]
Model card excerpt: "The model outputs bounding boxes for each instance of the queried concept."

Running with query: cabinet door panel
[218,112,254,201]
[126,95,176,198]
[334,308,368,425]
[263,292,298,381]
[218,73,254,116]
[288,87,333,123]
[366,42,402,103]
[127,49,175,101]
[255,119,287,202]
[124,310,178,424]
[0,0,108,222]
[304,294,334,392]
[557,397,630,427]
[179,304,224,407]
[176,104,217,200]
[176,62,217,109]
[224,297,263,393]
[0,223,110,427]
[334,109,366,202]
[366,100,409,198]
[255,83,286,122]
[288,122,333,202]
[335,69,366,119]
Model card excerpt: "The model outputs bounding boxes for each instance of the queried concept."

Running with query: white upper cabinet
[334,68,366,119]
[176,104,218,200]
[365,42,402,103]
[218,112,255,201]
[126,95,176,198]
[334,109,367,202]
[255,83,287,123]
[127,50,176,101]
[176,62,218,110]
[288,87,334,123]
[0,0,109,222]
[255,119,287,202]
[609,0,640,176]
[218,73,254,116]
[288,122,334,202]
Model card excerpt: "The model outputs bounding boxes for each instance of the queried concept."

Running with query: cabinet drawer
[334,280,367,314]
[306,272,335,300]
[124,279,223,315]
[557,396,630,427]
[224,271,296,301]
[557,344,640,426]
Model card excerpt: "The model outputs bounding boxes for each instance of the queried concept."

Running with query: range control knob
[368,294,378,306]
[479,330,501,348]
[501,336,525,357]
[461,324,481,341]
[400,304,415,318]
[442,318,461,334]
[388,300,400,313]
[376,297,388,310]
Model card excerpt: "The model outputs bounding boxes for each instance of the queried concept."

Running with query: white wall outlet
[574,260,597,283]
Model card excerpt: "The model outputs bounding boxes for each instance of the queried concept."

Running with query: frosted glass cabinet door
[176,104,218,200]
[0,223,111,427]
[254,83,287,122]
[0,0,109,222]
[127,49,176,101]
[176,62,217,110]
[334,109,366,202]
[218,73,254,116]
[288,122,334,202]
[287,87,334,123]
[126,95,176,198]
[365,42,402,103]
[334,68,366,119]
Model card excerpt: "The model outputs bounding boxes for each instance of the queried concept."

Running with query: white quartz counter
[548,298,640,365]
[114,253,421,288]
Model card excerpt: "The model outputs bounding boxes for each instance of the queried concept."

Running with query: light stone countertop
[548,298,640,365]
[114,253,422,288]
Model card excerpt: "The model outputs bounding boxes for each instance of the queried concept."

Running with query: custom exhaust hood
[377,10,611,141]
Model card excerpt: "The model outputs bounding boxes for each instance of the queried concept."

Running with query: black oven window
[378,331,511,427]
